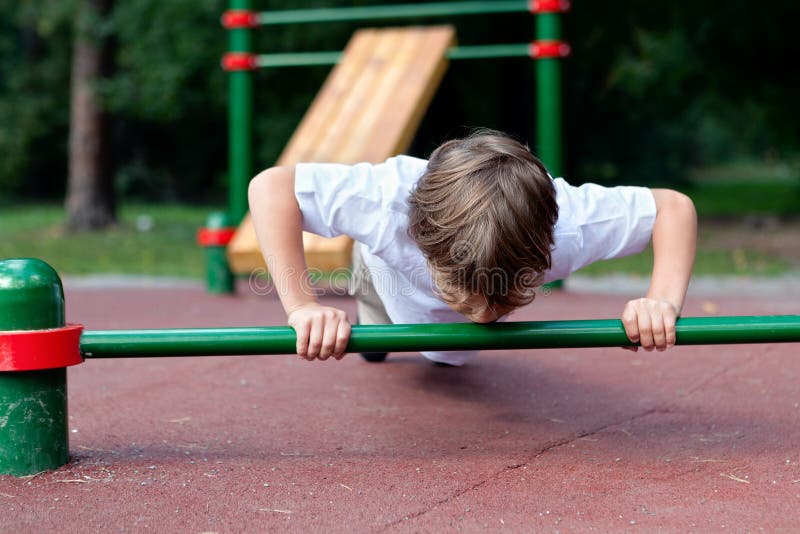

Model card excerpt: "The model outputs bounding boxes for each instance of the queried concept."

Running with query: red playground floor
[2,281,800,532]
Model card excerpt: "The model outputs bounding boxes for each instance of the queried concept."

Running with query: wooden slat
[228,26,455,275]
[279,30,381,165]
[312,29,403,163]
[336,28,422,164]
[365,28,455,160]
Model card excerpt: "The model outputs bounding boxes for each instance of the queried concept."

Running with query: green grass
[689,160,798,184]
[680,161,800,217]
[577,245,792,278]
[680,182,800,217]
[0,203,209,278]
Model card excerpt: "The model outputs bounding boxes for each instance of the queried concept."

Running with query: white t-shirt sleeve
[555,179,657,274]
[293,157,427,253]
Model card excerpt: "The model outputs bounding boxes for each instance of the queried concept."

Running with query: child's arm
[621,189,697,351]
[248,166,351,361]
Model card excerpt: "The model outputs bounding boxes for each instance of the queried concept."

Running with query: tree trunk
[65,0,116,231]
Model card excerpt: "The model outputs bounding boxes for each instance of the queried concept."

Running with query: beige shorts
[348,244,392,326]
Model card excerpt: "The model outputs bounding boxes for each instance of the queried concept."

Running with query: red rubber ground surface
[2,283,799,533]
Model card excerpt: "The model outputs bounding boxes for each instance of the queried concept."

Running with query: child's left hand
[620,298,679,352]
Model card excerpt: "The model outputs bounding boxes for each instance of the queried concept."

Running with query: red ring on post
[529,40,571,59]
[221,10,260,29]
[0,325,84,372]
[529,0,571,13]
[197,228,236,247]
[221,53,258,72]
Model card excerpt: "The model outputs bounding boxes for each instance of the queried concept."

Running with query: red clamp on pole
[221,10,260,29]
[221,52,258,71]
[529,40,571,59]
[0,325,84,372]
[197,228,236,247]
[529,0,571,13]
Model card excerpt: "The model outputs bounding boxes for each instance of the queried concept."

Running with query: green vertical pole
[229,0,253,223]
[535,12,563,177]
[201,211,235,294]
[0,259,70,475]
[536,10,565,290]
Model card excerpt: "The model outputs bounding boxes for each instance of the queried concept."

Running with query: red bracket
[197,228,236,247]
[529,0,571,13]
[0,325,84,372]
[221,10,260,29]
[221,52,258,72]
[529,40,571,59]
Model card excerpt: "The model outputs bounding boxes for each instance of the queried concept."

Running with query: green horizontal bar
[79,316,800,358]
[258,1,528,26]
[448,43,529,60]
[255,44,531,68]
[256,51,342,68]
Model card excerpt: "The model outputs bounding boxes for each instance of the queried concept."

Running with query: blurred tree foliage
[0,0,798,203]
[566,0,800,184]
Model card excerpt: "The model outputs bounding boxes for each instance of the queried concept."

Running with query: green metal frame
[251,0,565,175]
[258,1,530,25]
[216,0,568,293]
[80,316,800,358]
[255,44,532,68]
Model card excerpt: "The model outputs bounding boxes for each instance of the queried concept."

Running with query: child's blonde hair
[408,130,558,310]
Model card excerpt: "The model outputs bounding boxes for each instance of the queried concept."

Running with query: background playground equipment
[226,25,455,277]
[205,0,571,293]
[1,257,799,476]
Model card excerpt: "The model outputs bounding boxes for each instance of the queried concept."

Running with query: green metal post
[228,0,253,224]
[201,212,235,294]
[0,259,70,476]
[535,12,563,177]
[536,10,565,290]
[209,0,252,295]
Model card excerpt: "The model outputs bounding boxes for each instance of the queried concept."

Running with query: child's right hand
[287,303,351,361]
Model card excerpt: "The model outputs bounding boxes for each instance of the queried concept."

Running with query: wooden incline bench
[227,26,455,274]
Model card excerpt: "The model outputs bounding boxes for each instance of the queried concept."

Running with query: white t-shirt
[295,155,657,365]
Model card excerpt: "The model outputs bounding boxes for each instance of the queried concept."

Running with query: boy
[248,131,697,365]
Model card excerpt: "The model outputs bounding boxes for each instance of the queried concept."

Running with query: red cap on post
[221,52,258,72]
[529,40,571,59]
[221,10,260,29]
[529,0,571,13]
